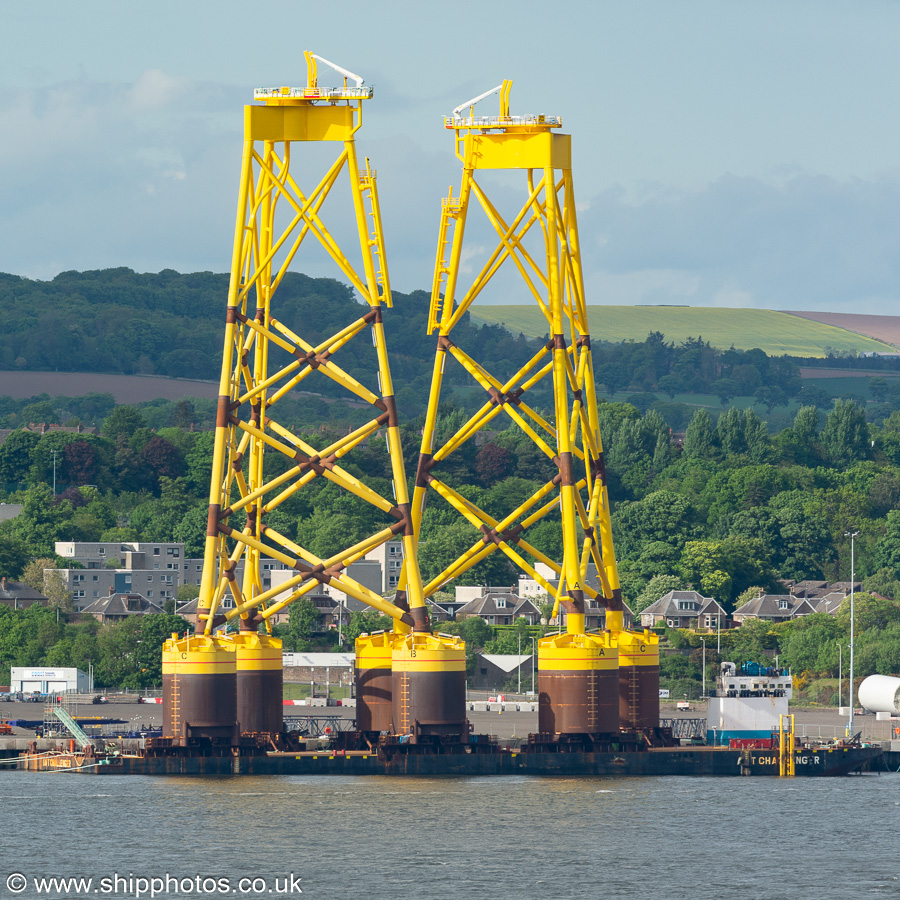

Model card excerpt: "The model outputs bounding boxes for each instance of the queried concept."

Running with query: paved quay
[3,697,896,743]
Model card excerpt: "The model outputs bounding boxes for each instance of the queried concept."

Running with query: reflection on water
[2,772,898,899]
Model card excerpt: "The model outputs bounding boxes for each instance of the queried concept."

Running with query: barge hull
[79,745,880,777]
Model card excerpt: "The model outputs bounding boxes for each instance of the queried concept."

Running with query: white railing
[444,114,562,129]
[254,86,373,101]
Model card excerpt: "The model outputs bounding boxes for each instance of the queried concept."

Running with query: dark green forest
[6,268,900,430]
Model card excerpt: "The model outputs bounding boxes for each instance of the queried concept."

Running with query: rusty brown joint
[393,589,410,613]
[206,504,221,537]
[395,501,414,536]
[216,396,231,428]
[382,395,399,428]
[410,606,430,633]
[560,589,585,615]
[596,451,607,486]
[415,453,435,489]
[501,523,525,544]
[556,451,576,487]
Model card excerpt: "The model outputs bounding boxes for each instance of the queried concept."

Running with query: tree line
[3,395,900,604]
[9,267,897,428]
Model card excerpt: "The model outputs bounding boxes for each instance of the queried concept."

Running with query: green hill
[469,306,896,356]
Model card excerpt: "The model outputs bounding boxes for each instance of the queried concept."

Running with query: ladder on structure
[169,674,180,739]
[359,163,391,303]
[53,706,93,750]
[398,673,411,734]
[628,669,640,728]
[778,714,796,777]
[428,193,462,333]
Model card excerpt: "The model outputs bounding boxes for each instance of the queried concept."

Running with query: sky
[2,0,899,313]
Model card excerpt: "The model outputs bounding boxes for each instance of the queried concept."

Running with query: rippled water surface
[2,772,899,899]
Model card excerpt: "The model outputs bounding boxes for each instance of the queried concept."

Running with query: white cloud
[0,73,241,278]
[129,68,183,110]
[576,173,900,313]
[1,71,899,319]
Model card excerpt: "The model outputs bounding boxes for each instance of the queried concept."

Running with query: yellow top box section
[465,132,571,170]
[245,104,356,143]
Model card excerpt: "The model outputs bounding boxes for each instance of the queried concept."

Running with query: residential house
[732,581,859,625]
[0,577,48,610]
[456,587,541,626]
[731,594,818,624]
[811,592,846,615]
[781,580,860,600]
[80,591,164,624]
[640,590,727,630]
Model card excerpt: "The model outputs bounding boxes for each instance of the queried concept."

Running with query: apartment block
[363,539,404,592]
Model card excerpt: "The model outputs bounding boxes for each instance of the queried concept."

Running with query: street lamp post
[844,529,859,736]
[838,643,842,708]
[701,637,706,698]
[517,631,521,694]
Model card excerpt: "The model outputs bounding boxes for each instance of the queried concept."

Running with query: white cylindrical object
[858,675,900,714]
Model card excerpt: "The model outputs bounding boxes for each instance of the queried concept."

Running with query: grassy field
[283,683,351,700]
[470,306,897,356]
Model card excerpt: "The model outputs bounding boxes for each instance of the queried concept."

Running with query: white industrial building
[10,667,90,694]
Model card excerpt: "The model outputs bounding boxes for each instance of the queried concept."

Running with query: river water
[2,772,899,900]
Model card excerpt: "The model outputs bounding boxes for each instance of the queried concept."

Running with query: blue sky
[2,0,899,312]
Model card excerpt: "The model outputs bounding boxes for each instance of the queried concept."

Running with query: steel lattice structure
[197,54,427,636]
[404,82,625,635]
